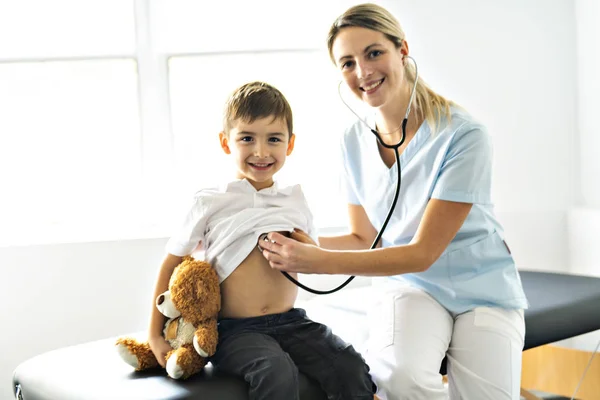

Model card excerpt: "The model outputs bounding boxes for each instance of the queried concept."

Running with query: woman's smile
[361,78,385,94]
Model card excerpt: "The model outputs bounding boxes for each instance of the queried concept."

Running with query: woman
[259,3,528,400]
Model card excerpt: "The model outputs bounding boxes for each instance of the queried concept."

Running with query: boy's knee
[332,346,375,396]
[250,353,298,390]
[334,346,368,374]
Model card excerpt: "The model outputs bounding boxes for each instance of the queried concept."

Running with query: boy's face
[219,116,295,191]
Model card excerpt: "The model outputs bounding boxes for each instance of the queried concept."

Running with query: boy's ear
[286,133,296,156]
[219,131,231,154]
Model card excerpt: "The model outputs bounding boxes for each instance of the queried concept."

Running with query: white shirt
[166,179,317,283]
[341,107,528,314]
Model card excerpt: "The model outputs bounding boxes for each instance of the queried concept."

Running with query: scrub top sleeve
[340,137,361,205]
[165,193,211,256]
[431,126,493,205]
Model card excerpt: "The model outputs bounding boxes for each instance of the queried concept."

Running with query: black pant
[210,308,375,400]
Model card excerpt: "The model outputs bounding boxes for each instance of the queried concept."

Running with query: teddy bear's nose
[157,294,165,305]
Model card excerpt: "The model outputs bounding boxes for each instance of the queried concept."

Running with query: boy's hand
[149,335,172,368]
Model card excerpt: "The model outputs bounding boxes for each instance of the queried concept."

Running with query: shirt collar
[223,179,294,196]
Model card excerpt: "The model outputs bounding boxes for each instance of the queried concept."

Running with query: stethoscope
[262,56,419,295]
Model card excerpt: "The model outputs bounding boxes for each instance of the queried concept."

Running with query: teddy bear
[115,256,221,380]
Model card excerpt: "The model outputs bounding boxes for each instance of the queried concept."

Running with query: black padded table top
[13,270,600,400]
[12,338,327,400]
[520,270,600,349]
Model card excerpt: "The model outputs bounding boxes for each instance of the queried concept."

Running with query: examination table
[12,270,600,399]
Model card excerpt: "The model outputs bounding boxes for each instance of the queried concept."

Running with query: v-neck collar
[365,114,431,179]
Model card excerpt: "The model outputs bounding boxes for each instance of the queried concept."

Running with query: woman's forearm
[318,233,372,250]
[325,243,431,276]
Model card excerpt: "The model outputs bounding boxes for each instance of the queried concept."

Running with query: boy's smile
[248,162,274,170]
[219,116,295,191]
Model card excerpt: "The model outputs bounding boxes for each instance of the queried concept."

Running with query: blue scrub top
[340,107,528,314]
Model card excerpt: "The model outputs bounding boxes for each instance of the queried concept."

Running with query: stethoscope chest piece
[257,233,275,251]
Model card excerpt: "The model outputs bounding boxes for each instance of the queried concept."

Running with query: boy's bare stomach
[219,233,299,319]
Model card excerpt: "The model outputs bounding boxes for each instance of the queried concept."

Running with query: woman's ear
[286,133,296,156]
[400,39,409,56]
[219,131,231,154]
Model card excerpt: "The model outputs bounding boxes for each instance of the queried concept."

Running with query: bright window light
[0,0,135,59]
[168,51,357,229]
[0,60,141,245]
[151,0,344,53]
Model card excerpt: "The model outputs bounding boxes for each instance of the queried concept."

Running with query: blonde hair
[223,81,293,137]
[327,3,454,130]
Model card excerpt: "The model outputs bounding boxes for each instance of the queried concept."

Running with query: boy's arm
[148,253,184,339]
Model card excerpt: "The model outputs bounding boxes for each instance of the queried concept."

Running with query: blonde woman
[259,3,528,400]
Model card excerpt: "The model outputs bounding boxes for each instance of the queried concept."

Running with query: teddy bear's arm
[165,343,207,380]
[193,318,219,357]
[115,337,160,371]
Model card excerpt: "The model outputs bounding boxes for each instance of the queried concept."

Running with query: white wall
[380,0,577,273]
[560,0,600,354]
[569,0,600,274]
[2,1,582,399]
[574,0,600,209]
[2,239,166,398]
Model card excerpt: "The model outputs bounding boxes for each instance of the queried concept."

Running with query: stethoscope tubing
[279,57,419,295]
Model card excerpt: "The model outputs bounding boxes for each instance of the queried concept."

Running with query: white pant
[365,284,525,400]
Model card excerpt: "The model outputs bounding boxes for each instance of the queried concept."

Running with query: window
[0,60,141,245]
[0,1,141,245]
[0,0,365,246]
[0,1,135,58]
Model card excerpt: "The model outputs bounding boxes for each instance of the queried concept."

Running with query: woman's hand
[290,228,317,245]
[259,231,330,274]
[149,335,172,368]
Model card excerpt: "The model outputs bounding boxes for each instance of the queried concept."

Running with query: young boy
[148,81,375,399]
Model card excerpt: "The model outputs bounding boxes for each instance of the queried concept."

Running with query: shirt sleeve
[431,125,493,205]
[294,185,321,246]
[165,193,212,256]
[306,214,320,246]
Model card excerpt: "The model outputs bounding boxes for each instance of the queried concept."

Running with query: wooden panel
[521,344,600,400]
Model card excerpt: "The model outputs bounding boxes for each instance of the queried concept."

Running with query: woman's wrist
[321,248,341,274]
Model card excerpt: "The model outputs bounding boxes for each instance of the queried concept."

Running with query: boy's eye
[240,136,253,142]
[269,137,282,143]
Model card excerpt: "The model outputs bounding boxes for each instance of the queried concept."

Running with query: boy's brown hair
[223,81,293,137]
